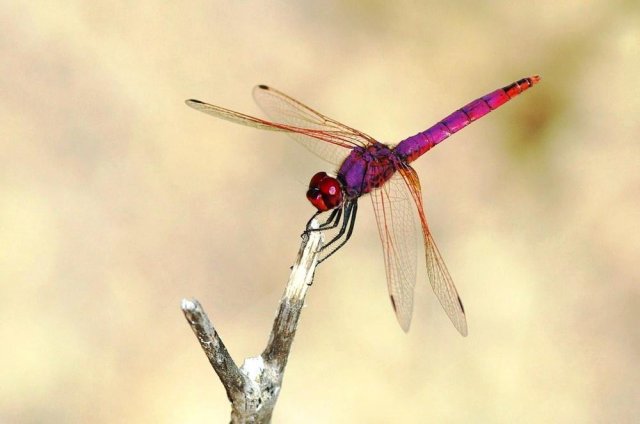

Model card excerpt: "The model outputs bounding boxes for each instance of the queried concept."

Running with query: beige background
[2,1,639,422]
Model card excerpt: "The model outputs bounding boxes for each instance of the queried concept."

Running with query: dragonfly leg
[318,201,358,264]
[303,206,347,285]
[318,207,343,230]
[304,207,343,241]
[319,202,353,250]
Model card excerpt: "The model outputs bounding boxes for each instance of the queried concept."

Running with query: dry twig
[182,221,324,423]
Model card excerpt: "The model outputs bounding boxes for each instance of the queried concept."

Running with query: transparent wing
[253,85,377,165]
[370,172,419,332]
[185,98,356,154]
[398,165,468,336]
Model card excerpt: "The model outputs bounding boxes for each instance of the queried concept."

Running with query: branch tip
[181,298,198,312]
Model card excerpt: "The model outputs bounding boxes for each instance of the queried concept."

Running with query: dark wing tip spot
[257,84,269,90]
[186,99,203,105]
[457,296,465,314]
[389,295,397,312]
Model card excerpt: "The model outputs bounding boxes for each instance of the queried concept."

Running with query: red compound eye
[308,171,328,188]
[306,172,343,212]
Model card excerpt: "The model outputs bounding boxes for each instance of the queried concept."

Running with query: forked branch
[182,221,324,423]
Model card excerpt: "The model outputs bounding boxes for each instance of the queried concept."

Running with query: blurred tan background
[2,1,639,422]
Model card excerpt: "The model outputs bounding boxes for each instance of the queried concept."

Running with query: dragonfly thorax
[338,143,400,198]
[306,172,343,212]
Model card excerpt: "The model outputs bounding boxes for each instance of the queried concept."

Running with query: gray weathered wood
[182,221,324,423]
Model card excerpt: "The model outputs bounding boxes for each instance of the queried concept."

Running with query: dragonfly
[186,75,540,336]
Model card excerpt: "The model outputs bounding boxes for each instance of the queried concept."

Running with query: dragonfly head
[306,172,343,212]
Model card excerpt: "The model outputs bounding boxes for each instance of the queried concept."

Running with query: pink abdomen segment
[393,76,540,163]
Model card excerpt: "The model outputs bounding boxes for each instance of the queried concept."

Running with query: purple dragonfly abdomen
[394,76,540,163]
